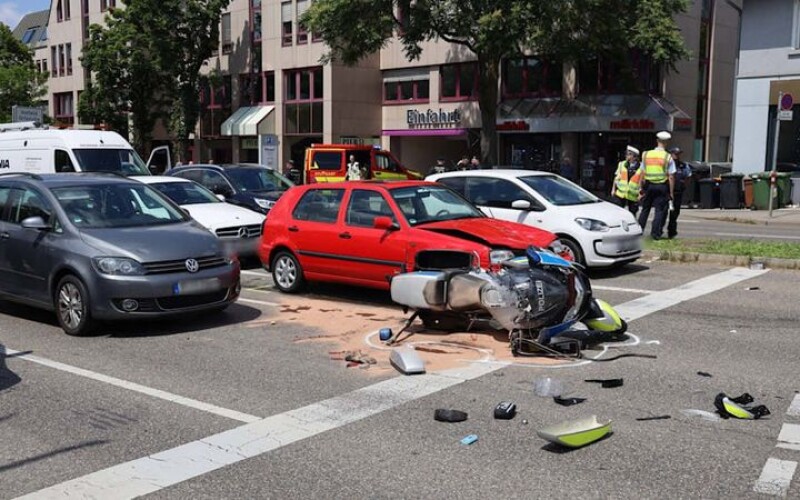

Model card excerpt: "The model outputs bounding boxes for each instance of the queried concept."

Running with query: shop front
[382,103,481,175]
[220,105,277,165]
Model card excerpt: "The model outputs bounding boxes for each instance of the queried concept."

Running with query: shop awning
[221,105,275,136]
[497,95,692,133]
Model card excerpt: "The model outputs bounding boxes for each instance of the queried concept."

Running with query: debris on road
[537,415,612,448]
[697,371,713,378]
[329,350,377,369]
[390,347,426,375]
[435,409,468,423]
[460,434,479,445]
[534,377,566,397]
[746,286,761,291]
[714,393,771,420]
[680,409,721,422]
[379,328,393,341]
[636,415,672,421]
[553,396,587,406]
[585,378,624,388]
[494,401,517,419]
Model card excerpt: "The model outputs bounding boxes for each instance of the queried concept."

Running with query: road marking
[788,394,800,417]
[712,232,800,241]
[17,267,767,499]
[3,348,261,424]
[754,458,797,497]
[592,285,654,294]
[241,269,269,277]
[777,424,800,452]
[237,297,281,307]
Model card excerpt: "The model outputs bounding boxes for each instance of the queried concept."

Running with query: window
[21,27,38,44]
[292,189,344,223]
[284,67,323,135]
[0,187,10,222]
[462,178,532,209]
[66,44,72,75]
[39,26,47,41]
[8,188,53,225]
[42,59,47,75]
[281,1,293,46]
[440,63,478,101]
[57,0,64,21]
[64,0,71,19]
[54,92,74,122]
[384,79,430,103]
[310,151,343,170]
[203,171,235,197]
[375,153,401,173]
[518,175,598,206]
[265,71,275,102]
[221,13,232,54]
[578,52,660,95]
[346,190,396,227]
[436,177,466,196]
[50,47,57,77]
[101,0,108,11]
[239,73,264,105]
[296,0,309,44]
[58,45,65,76]
[253,11,262,42]
[55,150,75,172]
[502,57,561,98]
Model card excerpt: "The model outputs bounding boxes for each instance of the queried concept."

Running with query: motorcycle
[389,247,627,356]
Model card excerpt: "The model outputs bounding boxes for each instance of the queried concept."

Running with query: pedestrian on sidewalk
[611,145,642,217]
[637,131,676,240]
[345,154,363,181]
[667,146,692,239]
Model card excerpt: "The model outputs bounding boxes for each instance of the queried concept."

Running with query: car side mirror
[216,194,226,201]
[21,216,51,231]
[374,216,399,231]
[511,199,532,210]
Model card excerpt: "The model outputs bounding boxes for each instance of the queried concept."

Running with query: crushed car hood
[417,218,555,249]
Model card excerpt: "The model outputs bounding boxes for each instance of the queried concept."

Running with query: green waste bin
[750,172,788,209]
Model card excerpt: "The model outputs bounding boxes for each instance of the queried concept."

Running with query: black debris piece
[434,409,468,423]
[585,378,624,388]
[714,393,771,420]
[636,415,672,421]
[697,371,713,378]
[554,396,587,406]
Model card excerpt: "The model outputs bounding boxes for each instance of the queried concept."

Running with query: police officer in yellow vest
[611,145,642,217]
[636,131,676,240]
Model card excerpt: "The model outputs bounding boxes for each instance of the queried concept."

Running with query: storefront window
[502,57,561,98]
[440,63,478,101]
[578,51,661,95]
[383,79,430,103]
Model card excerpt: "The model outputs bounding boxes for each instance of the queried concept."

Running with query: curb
[641,250,800,270]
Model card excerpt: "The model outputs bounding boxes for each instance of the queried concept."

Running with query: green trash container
[750,173,777,210]
[776,172,792,207]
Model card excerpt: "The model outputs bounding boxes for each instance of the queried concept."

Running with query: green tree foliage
[0,23,47,123]
[302,0,690,164]
[80,0,228,158]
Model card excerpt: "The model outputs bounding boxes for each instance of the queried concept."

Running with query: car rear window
[292,189,344,223]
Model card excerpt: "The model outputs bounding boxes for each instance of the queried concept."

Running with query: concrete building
[732,0,800,174]
[11,9,50,111]
[22,0,741,187]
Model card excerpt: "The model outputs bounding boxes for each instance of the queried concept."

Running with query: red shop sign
[497,120,530,131]
[609,119,655,130]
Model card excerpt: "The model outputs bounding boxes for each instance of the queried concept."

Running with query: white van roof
[0,129,132,149]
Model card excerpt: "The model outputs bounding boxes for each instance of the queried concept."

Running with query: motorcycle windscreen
[527,247,573,268]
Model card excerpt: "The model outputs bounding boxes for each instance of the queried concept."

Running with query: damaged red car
[258,181,558,292]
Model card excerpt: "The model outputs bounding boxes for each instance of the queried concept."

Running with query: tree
[0,23,47,123]
[80,0,229,158]
[302,0,690,165]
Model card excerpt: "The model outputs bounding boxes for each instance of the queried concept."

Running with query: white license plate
[173,278,222,295]
[617,240,641,253]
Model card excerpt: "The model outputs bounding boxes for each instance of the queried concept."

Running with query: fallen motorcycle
[389,247,627,356]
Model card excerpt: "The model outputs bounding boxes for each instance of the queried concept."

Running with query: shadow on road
[99,303,265,338]
[0,343,22,393]
[588,264,650,280]
[0,439,108,473]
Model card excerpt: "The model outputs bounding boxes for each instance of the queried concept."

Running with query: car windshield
[519,175,600,206]
[149,181,220,205]
[389,185,484,226]
[53,183,187,228]
[73,148,150,176]
[225,167,294,193]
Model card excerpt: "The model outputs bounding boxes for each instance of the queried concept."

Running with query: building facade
[18,0,740,188]
[732,0,800,174]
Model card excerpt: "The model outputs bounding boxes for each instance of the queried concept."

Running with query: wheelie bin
[698,179,720,209]
[751,173,778,210]
[719,173,744,209]
[743,177,754,208]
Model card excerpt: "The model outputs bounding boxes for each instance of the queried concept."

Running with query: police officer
[611,145,642,217]
[667,146,692,239]
[637,131,676,240]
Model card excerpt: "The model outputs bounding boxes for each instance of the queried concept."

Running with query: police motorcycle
[389,247,626,356]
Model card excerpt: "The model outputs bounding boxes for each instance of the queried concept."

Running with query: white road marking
[787,394,800,417]
[754,458,797,497]
[712,232,800,241]
[237,297,281,307]
[593,285,655,294]
[3,348,261,424]
[16,267,767,500]
[241,269,269,277]
[778,423,800,446]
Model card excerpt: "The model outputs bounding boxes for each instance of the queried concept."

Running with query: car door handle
[0,232,9,240]
[288,226,299,232]
[339,232,352,239]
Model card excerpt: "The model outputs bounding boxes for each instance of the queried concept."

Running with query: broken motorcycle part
[435,409,468,423]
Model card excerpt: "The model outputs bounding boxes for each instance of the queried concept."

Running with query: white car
[134,176,265,256]
[427,170,642,267]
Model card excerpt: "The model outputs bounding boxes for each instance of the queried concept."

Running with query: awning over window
[221,105,275,136]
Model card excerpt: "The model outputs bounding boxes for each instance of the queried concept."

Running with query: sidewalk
[681,207,800,227]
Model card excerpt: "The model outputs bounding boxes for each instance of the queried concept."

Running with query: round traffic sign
[781,93,794,110]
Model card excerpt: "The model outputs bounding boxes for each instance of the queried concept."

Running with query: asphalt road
[2,260,800,499]
[650,211,800,243]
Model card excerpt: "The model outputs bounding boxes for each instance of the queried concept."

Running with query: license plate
[173,278,222,295]
[618,239,641,253]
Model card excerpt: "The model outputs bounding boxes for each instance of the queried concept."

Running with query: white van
[0,122,171,175]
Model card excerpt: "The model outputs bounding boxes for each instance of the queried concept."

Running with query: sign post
[769,92,792,217]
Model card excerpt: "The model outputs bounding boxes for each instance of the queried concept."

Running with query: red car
[258,181,557,292]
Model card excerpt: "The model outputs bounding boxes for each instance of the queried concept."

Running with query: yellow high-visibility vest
[614,161,643,201]
[642,150,670,183]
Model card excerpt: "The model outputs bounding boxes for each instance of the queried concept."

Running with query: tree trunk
[477,56,500,167]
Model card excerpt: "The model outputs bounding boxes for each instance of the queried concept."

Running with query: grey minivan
[0,173,241,335]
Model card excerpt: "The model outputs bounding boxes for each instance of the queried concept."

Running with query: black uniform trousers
[667,189,684,238]
[612,195,639,218]
[637,181,669,239]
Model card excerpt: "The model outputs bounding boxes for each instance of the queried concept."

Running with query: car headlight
[93,257,145,275]
[490,249,515,265]
[254,198,275,210]
[575,218,609,232]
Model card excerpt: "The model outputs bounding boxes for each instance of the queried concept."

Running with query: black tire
[271,251,305,293]
[54,275,96,336]
[559,237,586,267]
[419,311,469,332]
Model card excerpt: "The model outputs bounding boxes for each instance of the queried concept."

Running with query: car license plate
[617,239,641,253]
[173,278,222,295]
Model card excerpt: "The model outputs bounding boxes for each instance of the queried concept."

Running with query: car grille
[215,224,262,239]
[156,290,229,310]
[142,255,228,275]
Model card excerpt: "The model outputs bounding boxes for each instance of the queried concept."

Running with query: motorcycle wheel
[419,311,470,332]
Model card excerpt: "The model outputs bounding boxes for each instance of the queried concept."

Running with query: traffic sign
[781,93,794,110]
[11,105,43,123]
[779,110,794,121]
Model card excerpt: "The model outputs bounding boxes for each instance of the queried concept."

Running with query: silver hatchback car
[0,173,241,335]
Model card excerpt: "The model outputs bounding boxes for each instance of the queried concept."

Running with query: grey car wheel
[272,251,305,293]
[558,237,586,267]
[55,276,96,336]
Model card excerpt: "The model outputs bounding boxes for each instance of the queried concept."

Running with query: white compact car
[134,176,265,256]
[427,170,642,267]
